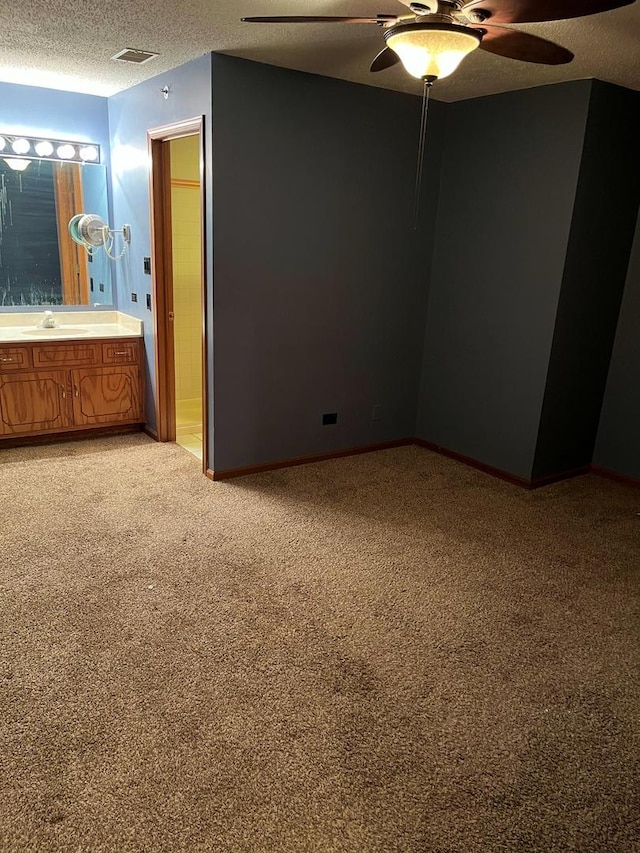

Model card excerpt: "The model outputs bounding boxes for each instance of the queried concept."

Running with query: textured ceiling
[0,0,638,101]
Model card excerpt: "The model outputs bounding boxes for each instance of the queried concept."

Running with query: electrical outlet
[143,257,151,275]
[131,292,138,303]
[89,278,94,292]
[99,282,104,292]
[372,404,382,421]
[322,412,338,425]
[146,293,152,310]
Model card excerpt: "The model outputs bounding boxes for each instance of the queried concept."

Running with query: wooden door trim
[196,125,209,477]
[147,116,208,473]
[53,164,89,305]
[149,137,176,442]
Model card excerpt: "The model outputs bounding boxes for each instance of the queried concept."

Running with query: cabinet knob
[59,385,66,399]
[113,351,128,356]
[74,384,79,397]
[0,356,15,362]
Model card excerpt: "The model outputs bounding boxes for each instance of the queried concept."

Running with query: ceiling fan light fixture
[385,23,482,80]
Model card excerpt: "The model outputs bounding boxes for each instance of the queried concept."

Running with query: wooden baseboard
[530,466,590,488]
[413,438,534,488]
[0,424,143,450]
[208,438,414,481]
[204,437,636,492]
[590,464,640,489]
[415,439,593,489]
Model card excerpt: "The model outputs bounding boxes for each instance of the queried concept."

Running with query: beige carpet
[1,434,638,852]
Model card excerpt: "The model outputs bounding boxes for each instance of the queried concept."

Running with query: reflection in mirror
[0,160,112,308]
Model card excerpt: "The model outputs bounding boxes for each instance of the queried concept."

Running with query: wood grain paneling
[33,343,100,369]
[102,340,139,364]
[0,370,71,435]
[71,366,143,425]
[0,347,31,371]
[0,337,144,443]
[53,163,89,306]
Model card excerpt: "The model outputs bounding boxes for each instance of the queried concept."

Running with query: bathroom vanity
[0,312,144,443]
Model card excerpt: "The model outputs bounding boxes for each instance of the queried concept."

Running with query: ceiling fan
[242,0,634,83]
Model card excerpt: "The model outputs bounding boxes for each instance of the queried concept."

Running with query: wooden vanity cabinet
[70,365,142,426]
[0,338,143,440]
[0,369,72,434]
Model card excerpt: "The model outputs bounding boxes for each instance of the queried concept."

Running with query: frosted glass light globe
[11,138,31,155]
[35,140,54,157]
[386,23,481,80]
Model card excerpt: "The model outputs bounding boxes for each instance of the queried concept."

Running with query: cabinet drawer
[102,340,140,365]
[33,343,100,368]
[0,347,31,371]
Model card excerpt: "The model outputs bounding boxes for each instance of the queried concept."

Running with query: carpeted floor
[1,434,638,852]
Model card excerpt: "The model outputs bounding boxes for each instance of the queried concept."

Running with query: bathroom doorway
[148,117,208,471]
[169,135,203,460]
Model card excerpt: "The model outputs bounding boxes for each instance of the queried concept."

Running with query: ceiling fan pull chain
[413,77,432,230]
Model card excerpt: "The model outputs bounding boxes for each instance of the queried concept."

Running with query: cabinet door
[0,370,72,435]
[71,366,143,425]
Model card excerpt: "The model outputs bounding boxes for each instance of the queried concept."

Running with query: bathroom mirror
[0,160,112,308]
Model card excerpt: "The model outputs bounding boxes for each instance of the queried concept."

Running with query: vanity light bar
[0,134,100,165]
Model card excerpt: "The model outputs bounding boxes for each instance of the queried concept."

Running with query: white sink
[22,327,90,336]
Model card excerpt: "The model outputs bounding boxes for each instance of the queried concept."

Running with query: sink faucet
[40,311,57,329]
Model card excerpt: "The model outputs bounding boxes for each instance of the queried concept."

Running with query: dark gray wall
[211,55,444,472]
[532,82,640,480]
[594,209,640,479]
[416,81,592,479]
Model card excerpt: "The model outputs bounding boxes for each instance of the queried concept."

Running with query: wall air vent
[111,48,159,64]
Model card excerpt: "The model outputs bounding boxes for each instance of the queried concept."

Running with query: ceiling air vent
[111,48,159,65]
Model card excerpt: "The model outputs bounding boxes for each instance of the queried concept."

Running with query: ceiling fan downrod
[413,75,436,230]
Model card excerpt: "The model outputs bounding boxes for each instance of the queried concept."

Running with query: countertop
[0,311,143,344]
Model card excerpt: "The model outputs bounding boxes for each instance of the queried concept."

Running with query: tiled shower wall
[170,136,202,403]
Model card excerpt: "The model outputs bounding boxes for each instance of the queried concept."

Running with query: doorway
[148,117,208,471]
[170,135,203,460]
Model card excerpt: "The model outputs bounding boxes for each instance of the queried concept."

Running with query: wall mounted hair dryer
[68,214,131,260]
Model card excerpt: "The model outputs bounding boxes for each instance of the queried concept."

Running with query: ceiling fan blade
[241,15,398,23]
[370,46,401,72]
[476,25,574,64]
[462,0,633,24]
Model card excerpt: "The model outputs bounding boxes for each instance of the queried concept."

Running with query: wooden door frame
[148,116,208,473]
[53,163,90,305]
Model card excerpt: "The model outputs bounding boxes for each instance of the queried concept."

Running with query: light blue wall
[0,81,112,311]
[107,54,213,436]
[0,81,110,155]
